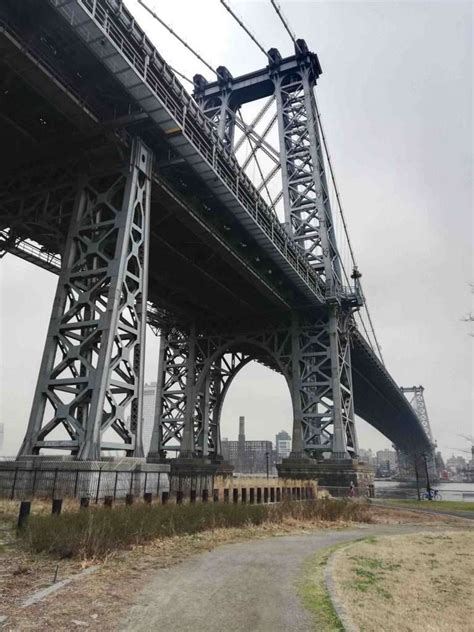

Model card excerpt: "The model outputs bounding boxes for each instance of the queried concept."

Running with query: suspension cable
[220,0,269,60]
[314,95,384,363]
[136,0,223,80]
[168,65,194,85]
[270,0,302,53]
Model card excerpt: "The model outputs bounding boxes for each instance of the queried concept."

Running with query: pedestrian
[349,481,355,498]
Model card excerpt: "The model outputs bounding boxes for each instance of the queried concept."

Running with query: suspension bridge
[0,0,437,489]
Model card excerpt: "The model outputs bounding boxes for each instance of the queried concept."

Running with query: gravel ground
[121,524,446,632]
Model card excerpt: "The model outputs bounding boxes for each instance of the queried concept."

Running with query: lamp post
[413,454,421,501]
[423,453,432,499]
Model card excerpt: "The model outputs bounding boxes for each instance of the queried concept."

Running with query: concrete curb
[21,565,100,608]
[324,545,359,632]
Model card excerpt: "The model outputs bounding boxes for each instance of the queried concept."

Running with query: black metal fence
[1,467,323,505]
[0,468,167,502]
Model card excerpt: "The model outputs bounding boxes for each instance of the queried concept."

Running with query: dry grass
[18,498,370,560]
[0,498,80,521]
[331,530,474,632]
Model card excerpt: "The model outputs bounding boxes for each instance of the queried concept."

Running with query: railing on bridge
[50,0,327,304]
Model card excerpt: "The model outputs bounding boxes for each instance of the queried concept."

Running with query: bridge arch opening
[218,360,293,473]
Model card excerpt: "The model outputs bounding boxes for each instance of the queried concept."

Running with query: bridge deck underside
[0,0,429,453]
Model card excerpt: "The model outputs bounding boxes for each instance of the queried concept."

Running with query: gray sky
[0,0,472,459]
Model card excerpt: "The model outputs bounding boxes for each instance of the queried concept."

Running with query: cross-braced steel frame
[401,386,437,478]
[187,42,358,462]
[150,309,358,461]
[18,139,152,459]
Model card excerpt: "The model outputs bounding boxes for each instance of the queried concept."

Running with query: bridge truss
[0,0,434,468]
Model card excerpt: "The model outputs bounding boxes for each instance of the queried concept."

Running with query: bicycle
[422,489,441,501]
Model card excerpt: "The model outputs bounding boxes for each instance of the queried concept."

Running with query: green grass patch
[17,498,373,560]
[349,553,400,597]
[299,543,346,631]
[383,499,474,512]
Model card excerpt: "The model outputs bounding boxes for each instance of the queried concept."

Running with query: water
[375,480,474,502]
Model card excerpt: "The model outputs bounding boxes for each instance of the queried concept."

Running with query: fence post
[157,472,161,497]
[32,469,38,498]
[52,498,62,515]
[73,470,79,498]
[80,497,89,510]
[52,468,59,499]
[10,468,18,501]
[96,468,102,504]
[17,501,31,531]
[113,471,119,500]
[144,471,148,495]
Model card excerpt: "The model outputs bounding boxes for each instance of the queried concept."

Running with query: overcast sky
[0,0,472,460]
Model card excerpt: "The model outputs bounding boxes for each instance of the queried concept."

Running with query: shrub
[19,498,372,560]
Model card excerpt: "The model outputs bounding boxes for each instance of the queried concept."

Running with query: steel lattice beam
[18,139,152,459]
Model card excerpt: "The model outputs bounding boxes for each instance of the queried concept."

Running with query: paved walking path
[121,525,431,632]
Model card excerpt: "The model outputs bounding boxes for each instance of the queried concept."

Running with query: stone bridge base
[0,456,170,500]
[277,457,374,497]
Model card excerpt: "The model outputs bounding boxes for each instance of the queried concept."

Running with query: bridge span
[0,0,434,487]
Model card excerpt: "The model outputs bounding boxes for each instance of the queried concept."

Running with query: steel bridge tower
[148,40,369,485]
[400,386,438,482]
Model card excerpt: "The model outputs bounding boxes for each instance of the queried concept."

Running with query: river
[375,480,474,501]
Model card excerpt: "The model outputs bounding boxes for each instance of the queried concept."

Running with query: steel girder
[18,138,152,459]
[289,310,357,459]
[194,71,237,150]
[400,385,437,478]
[149,327,291,459]
[0,164,76,253]
[149,313,357,460]
[401,386,434,445]
[273,68,342,291]
[191,47,357,460]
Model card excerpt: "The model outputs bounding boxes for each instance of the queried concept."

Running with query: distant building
[275,430,291,459]
[221,416,275,474]
[376,449,397,475]
[358,448,375,466]
[446,454,467,474]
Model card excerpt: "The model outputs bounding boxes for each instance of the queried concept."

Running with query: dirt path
[121,525,434,632]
